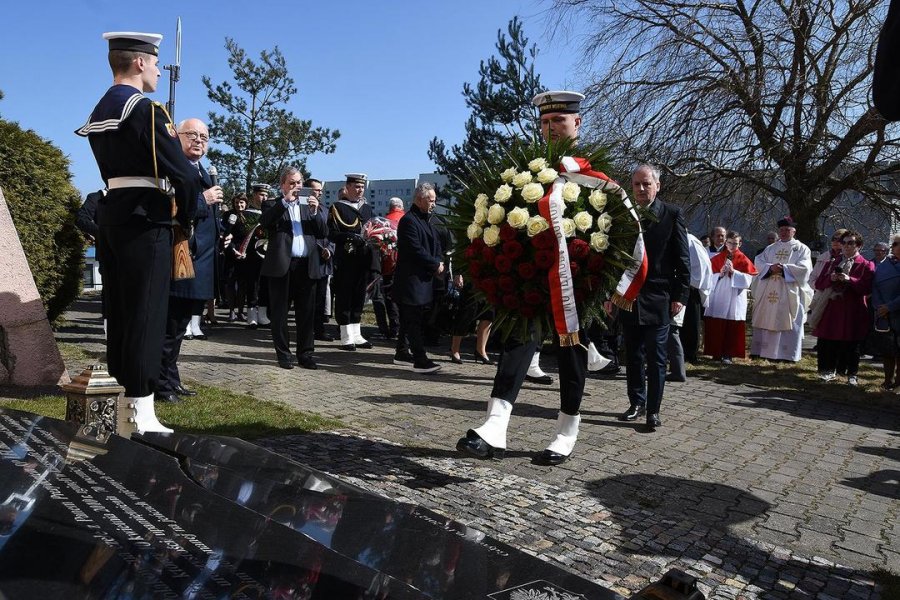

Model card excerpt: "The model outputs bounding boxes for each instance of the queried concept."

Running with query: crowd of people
[75,30,899,453]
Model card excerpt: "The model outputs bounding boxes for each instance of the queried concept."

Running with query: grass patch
[0,383,342,441]
[57,341,98,363]
[687,354,894,404]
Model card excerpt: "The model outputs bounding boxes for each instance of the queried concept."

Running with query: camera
[833,266,843,274]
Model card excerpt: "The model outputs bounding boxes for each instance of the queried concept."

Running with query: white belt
[107,176,173,194]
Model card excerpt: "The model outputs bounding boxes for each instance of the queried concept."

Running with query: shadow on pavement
[585,473,874,598]
[730,390,900,431]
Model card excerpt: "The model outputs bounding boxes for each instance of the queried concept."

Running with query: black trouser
[490,329,588,415]
[373,274,399,337]
[397,303,429,362]
[681,287,702,362]
[333,257,367,325]
[158,297,204,393]
[98,221,171,397]
[623,322,669,415]
[268,257,317,363]
[818,338,861,376]
[235,255,262,309]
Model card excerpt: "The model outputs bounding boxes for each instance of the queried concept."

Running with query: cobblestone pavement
[58,297,899,599]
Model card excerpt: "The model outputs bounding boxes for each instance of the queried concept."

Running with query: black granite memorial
[0,408,622,599]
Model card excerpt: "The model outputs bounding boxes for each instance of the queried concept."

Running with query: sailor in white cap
[76,32,201,434]
[328,173,375,350]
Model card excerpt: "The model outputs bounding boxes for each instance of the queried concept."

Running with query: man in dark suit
[393,182,443,374]
[260,167,328,370]
[156,118,223,403]
[76,31,200,433]
[307,178,335,342]
[618,164,691,431]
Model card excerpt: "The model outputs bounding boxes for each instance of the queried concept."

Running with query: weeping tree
[553,0,900,242]
[428,17,546,194]
[203,38,340,195]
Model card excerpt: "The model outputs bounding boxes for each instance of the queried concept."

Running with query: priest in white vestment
[750,217,813,361]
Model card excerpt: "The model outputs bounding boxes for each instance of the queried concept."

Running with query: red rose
[520,305,537,318]
[589,275,601,289]
[503,240,524,259]
[499,275,516,292]
[533,229,556,250]
[480,279,498,296]
[471,238,486,251]
[588,253,605,273]
[482,247,497,263]
[524,290,543,306]
[517,262,536,280]
[570,262,580,277]
[486,291,500,305]
[495,255,513,273]
[535,250,555,269]
[469,261,482,277]
[465,245,478,260]
[568,239,590,260]
[503,294,521,310]
[499,224,518,241]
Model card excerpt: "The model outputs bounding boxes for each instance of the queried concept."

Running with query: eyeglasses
[831,237,842,241]
[179,131,210,143]
[842,240,857,246]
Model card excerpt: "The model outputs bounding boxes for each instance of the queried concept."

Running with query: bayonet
[163,17,182,120]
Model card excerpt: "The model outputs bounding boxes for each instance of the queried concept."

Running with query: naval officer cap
[345,173,367,184]
[251,183,270,193]
[103,31,163,56]
[532,90,585,115]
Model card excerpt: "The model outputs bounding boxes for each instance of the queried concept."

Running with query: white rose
[507,206,530,229]
[526,215,550,237]
[590,232,610,251]
[512,171,533,189]
[467,223,483,241]
[494,184,513,203]
[483,225,501,247]
[528,158,548,173]
[596,212,613,233]
[500,167,517,183]
[573,211,593,232]
[589,189,607,211]
[487,203,506,225]
[474,193,489,209]
[562,181,581,203]
[473,206,488,225]
[562,218,576,238]
[537,168,558,184]
[521,182,545,203]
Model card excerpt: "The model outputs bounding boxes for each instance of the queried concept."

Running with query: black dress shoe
[450,354,463,364]
[594,364,621,378]
[193,334,207,341]
[339,344,357,351]
[646,414,662,430]
[525,374,553,385]
[474,353,494,365]
[535,449,570,466]
[183,333,194,341]
[277,359,295,370]
[156,392,183,404]
[297,356,318,370]
[456,430,504,459]
[618,405,646,421]
[173,385,197,397]
[314,332,334,342]
[356,341,374,349]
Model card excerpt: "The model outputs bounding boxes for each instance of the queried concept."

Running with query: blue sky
[0,0,589,197]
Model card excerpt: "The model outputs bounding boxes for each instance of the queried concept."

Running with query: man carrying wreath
[457,90,633,465]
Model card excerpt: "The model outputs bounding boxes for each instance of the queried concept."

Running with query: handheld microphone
[208,165,218,187]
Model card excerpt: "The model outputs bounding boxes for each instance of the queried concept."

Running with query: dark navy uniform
[328,200,374,325]
[76,84,200,397]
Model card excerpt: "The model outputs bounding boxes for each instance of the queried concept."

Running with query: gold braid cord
[330,204,360,230]
[151,101,177,217]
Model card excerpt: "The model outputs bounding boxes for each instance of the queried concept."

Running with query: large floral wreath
[450,139,647,341]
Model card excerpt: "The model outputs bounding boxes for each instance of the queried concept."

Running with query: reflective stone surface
[0,409,619,599]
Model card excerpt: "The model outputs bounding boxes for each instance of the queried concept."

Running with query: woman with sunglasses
[812,231,875,385]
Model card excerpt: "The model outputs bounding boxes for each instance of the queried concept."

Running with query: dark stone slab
[0,409,620,599]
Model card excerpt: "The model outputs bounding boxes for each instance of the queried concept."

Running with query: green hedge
[0,119,84,324]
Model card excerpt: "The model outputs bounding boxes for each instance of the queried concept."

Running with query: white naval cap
[532,90,585,115]
[103,31,163,56]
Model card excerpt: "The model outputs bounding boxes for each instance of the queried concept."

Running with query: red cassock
[704,248,757,359]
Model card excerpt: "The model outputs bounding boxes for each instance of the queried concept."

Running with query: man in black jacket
[618,164,691,431]
[393,182,444,374]
[260,167,328,370]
